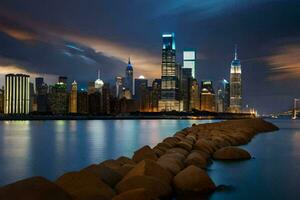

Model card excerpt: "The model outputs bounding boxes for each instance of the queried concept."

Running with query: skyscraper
[35,77,44,95]
[229,46,242,113]
[4,74,30,114]
[200,80,216,112]
[180,68,192,111]
[115,76,124,98]
[189,79,200,111]
[125,57,133,96]
[183,49,196,78]
[158,33,180,111]
[69,81,77,113]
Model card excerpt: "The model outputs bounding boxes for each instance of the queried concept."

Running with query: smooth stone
[213,146,251,160]
[0,176,72,200]
[115,175,172,199]
[123,159,172,185]
[173,165,216,195]
[132,145,158,163]
[185,152,208,169]
[116,156,136,165]
[55,171,115,200]
[112,188,157,200]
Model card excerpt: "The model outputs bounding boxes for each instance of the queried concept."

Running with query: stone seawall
[0,118,279,200]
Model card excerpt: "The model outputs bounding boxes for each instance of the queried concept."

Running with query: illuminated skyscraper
[229,46,242,113]
[4,74,30,114]
[158,33,180,111]
[69,81,77,113]
[125,57,133,95]
[183,49,196,78]
[115,76,124,98]
[200,80,216,112]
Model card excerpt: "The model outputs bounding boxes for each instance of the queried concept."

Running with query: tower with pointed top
[229,46,242,113]
[125,57,133,96]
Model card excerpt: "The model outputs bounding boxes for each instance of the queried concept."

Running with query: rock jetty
[0,118,278,200]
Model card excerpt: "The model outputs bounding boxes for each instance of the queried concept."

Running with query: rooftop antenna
[97,69,100,79]
[234,44,238,60]
[128,56,131,64]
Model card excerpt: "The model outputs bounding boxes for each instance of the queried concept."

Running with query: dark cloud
[0,0,299,114]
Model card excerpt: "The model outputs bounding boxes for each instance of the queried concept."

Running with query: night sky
[0,0,299,114]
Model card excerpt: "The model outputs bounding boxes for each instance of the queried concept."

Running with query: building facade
[69,81,77,113]
[159,33,181,111]
[4,74,30,114]
[200,80,216,112]
[229,47,242,113]
[183,49,196,78]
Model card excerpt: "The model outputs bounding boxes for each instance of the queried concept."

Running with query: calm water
[0,119,212,186]
[0,119,299,200]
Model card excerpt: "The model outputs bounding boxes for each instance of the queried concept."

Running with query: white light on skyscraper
[183,50,196,78]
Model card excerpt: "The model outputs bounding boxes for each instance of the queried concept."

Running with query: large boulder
[0,177,72,200]
[81,164,123,187]
[213,146,251,160]
[115,175,172,199]
[173,165,216,195]
[55,171,115,200]
[156,158,183,175]
[184,152,208,169]
[123,159,172,185]
[116,156,136,165]
[112,188,157,200]
[132,146,158,163]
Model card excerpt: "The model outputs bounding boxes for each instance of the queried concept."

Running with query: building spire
[97,69,100,79]
[128,56,131,64]
[234,44,238,60]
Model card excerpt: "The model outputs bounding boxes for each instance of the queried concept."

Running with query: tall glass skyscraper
[158,33,181,111]
[4,74,30,114]
[229,46,242,113]
[183,49,196,78]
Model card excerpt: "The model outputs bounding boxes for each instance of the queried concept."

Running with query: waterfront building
[4,74,30,114]
[101,83,111,114]
[158,33,181,111]
[229,46,242,113]
[77,89,88,114]
[134,76,149,111]
[120,88,132,100]
[88,81,96,95]
[0,87,4,113]
[29,82,37,112]
[48,82,68,114]
[180,68,192,111]
[216,79,230,112]
[69,81,78,113]
[88,92,101,114]
[200,80,216,112]
[189,79,200,111]
[35,77,44,95]
[183,49,196,78]
[216,88,224,112]
[151,79,161,112]
[115,76,124,98]
[125,57,133,96]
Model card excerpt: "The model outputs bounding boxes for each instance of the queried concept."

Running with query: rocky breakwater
[0,118,278,200]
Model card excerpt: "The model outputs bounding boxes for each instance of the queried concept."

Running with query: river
[0,119,299,199]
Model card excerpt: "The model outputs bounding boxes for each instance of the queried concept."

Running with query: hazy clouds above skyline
[0,0,299,114]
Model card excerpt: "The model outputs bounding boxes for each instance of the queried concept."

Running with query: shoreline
[0,112,254,121]
[0,118,278,200]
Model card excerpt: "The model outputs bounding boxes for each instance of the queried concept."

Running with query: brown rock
[132,146,158,163]
[116,156,136,165]
[115,175,172,199]
[156,159,183,175]
[173,165,216,195]
[81,164,123,187]
[213,146,251,160]
[123,159,172,185]
[166,148,189,157]
[0,177,72,200]
[112,188,157,200]
[56,171,115,200]
[185,152,208,169]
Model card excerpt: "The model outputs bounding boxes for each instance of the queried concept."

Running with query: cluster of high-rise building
[0,32,243,115]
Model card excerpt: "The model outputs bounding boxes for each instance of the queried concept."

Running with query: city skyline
[0,0,299,114]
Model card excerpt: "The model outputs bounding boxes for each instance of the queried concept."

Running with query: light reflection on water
[0,119,211,186]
